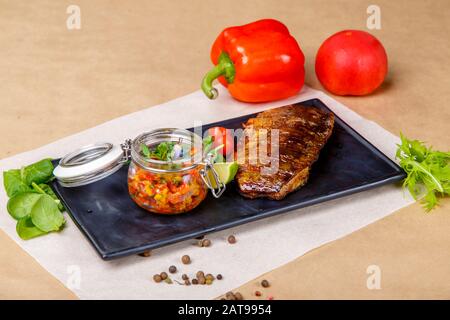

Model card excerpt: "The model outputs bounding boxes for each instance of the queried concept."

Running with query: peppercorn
[169,265,177,274]
[205,274,214,281]
[216,274,223,280]
[202,239,211,247]
[192,279,199,285]
[160,272,168,280]
[205,279,212,285]
[196,271,204,279]
[153,274,162,283]
[255,291,262,296]
[139,250,151,257]
[182,274,189,280]
[198,276,206,285]
[234,292,244,300]
[261,279,270,288]
[227,235,236,244]
[197,239,204,247]
[181,255,191,264]
[225,292,236,300]
[185,279,191,286]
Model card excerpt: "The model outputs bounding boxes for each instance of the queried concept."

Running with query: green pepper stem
[201,52,235,99]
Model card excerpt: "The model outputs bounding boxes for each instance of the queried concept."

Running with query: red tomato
[207,127,234,157]
[315,30,388,96]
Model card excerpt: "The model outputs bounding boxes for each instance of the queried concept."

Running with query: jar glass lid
[53,142,129,187]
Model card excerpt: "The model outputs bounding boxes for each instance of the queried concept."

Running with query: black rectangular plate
[51,99,405,260]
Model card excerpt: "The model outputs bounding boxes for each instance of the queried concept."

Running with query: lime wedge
[208,162,238,189]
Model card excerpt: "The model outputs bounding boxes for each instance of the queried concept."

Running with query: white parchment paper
[0,86,414,299]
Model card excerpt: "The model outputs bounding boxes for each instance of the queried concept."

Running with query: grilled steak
[236,104,334,200]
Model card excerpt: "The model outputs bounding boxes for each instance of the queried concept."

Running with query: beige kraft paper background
[0,0,449,299]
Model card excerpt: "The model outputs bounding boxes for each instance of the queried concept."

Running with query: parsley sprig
[396,134,450,211]
[141,142,176,161]
[141,136,224,162]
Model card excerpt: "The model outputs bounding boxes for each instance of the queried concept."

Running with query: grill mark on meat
[236,104,334,200]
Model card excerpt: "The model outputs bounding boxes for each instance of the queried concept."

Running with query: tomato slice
[207,126,234,157]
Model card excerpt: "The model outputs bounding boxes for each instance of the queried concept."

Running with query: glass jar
[53,128,225,214]
[127,128,209,214]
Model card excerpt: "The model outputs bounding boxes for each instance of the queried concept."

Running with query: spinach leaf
[3,158,65,240]
[23,158,54,185]
[30,194,65,232]
[33,183,66,212]
[16,216,47,240]
[7,193,42,220]
[3,169,31,197]
[3,159,53,198]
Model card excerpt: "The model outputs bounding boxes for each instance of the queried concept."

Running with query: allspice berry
[202,239,211,247]
[227,235,236,244]
[182,274,189,280]
[225,292,236,300]
[139,250,151,257]
[181,255,191,264]
[198,276,206,285]
[196,271,205,279]
[153,274,162,283]
[192,279,199,285]
[261,279,270,288]
[184,279,191,286]
[169,265,177,274]
[160,272,168,280]
[234,292,244,300]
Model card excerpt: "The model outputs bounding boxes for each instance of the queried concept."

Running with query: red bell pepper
[201,19,305,103]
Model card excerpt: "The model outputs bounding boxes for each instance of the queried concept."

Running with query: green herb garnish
[203,135,214,155]
[396,133,450,211]
[141,143,151,158]
[140,135,225,163]
[152,142,175,161]
[141,142,176,161]
[202,135,224,163]
[3,159,65,240]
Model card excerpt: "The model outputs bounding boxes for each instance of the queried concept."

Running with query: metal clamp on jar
[53,128,225,214]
